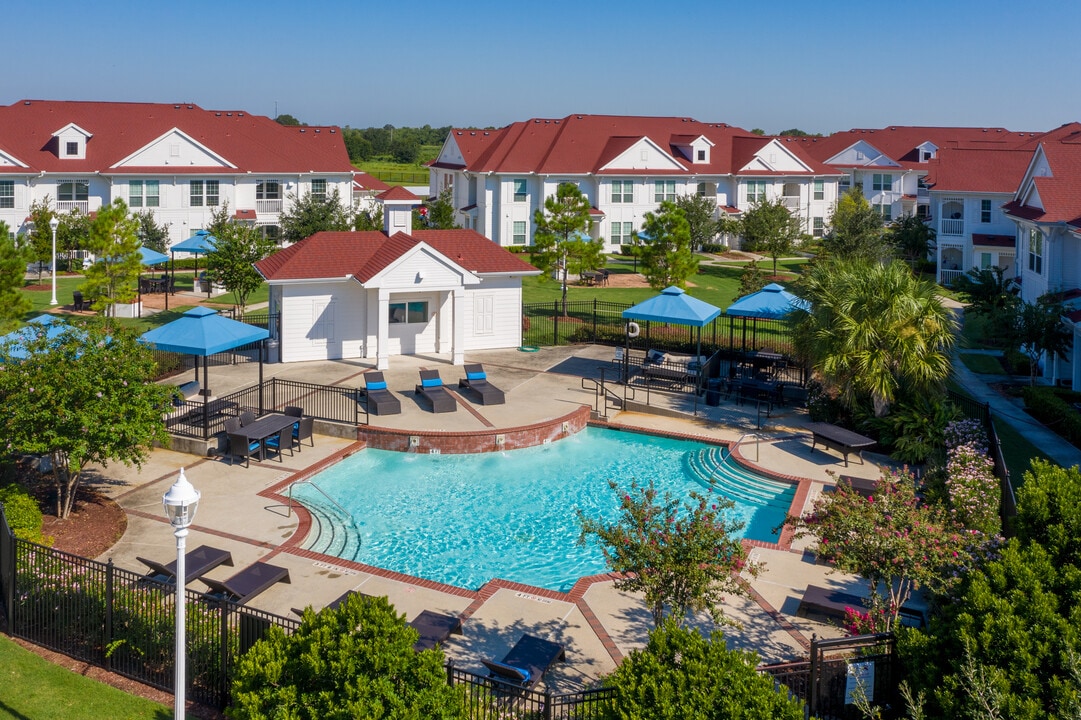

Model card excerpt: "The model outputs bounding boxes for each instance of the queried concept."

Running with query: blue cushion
[421,378,442,388]
[466,371,486,381]
[247,441,261,452]
[367,381,387,391]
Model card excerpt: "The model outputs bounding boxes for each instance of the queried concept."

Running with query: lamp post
[162,468,200,720]
[49,216,59,306]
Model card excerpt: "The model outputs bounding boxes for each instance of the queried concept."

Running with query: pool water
[293,427,795,592]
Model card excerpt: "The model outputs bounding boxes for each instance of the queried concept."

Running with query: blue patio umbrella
[138,246,170,266]
[170,230,219,301]
[0,315,70,361]
[725,283,810,351]
[139,307,269,423]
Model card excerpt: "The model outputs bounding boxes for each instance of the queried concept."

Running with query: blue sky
[8,0,1079,135]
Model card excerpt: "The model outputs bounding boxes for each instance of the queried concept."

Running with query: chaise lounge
[198,561,291,605]
[362,372,401,416]
[482,634,566,689]
[137,544,234,585]
[415,370,457,413]
[290,594,463,651]
[457,364,505,405]
[797,583,925,628]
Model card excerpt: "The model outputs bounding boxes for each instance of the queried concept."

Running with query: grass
[957,353,1007,375]
[0,634,172,719]
[992,416,1049,489]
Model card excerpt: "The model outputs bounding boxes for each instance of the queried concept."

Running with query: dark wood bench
[805,422,875,467]
[797,584,924,627]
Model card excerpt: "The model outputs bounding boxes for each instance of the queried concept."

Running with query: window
[1029,228,1043,274]
[916,205,930,220]
[512,220,527,245]
[57,181,89,202]
[981,253,992,269]
[696,182,709,197]
[813,180,824,200]
[258,225,281,243]
[130,180,160,207]
[312,179,327,203]
[839,175,852,194]
[876,202,892,221]
[872,174,893,192]
[981,199,992,224]
[0,181,12,209]
[812,217,824,238]
[654,180,676,203]
[697,149,706,161]
[190,180,220,207]
[611,221,634,244]
[746,180,767,204]
[513,179,527,203]
[388,301,428,324]
[611,180,633,203]
[257,181,280,200]
[65,141,78,156]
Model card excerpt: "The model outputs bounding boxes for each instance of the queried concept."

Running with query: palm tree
[794,259,957,417]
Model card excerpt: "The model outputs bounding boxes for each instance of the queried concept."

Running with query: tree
[228,593,463,720]
[794,259,956,417]
[82,200,142,320]
[786,468,968,632]
[133,210,170,254]
[673,194,720,250]
[56,209,92,267]
[206,201,234,239]
[578,479,753,628]
[206,221,277,311]
[354,203,384,231]
[739,198,802,276]
[953,265,1019,319]
[735,259,767,301]
[599,620,806,720]
[274,113,304,126]
[822,187,888,263]
[25,198,56,283]
[0,224,30,332]
[414,188,458,230]
[278,189,352,245]
[779,128,822,137]
[1014,294,1072,386]
[0,323,172,518]
[533,182,594,316]
[887,214,936,268]
[639,201,698,290]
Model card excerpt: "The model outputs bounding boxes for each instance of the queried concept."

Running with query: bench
[797,584,925,627]
[805,422,875,467]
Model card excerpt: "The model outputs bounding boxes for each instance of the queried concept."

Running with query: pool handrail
[288,478,355,526]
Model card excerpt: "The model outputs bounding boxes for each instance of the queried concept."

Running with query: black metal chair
[292,417,315,452]
[262,429,289,460]
[227,432,262,467]
[239,410,257,427]
[71,290,86,311]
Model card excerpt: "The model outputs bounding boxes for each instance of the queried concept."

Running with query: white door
[311,300,335,350]
[474,294,494,336]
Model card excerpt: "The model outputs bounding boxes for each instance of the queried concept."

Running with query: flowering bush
[944,420,1001,537]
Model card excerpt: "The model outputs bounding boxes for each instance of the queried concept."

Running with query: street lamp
[49,216,59,306]
[162,468,200,720]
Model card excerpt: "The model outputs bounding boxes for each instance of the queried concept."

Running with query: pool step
[295,492,363,563]
[684,448,794,510]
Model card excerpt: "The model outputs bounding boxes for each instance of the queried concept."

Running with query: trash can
[267,339,280,364]
[705,378,722,407]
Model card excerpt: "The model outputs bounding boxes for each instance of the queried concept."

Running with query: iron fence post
[220,600,230,707]
[446,660,454,686]
[105,560,114,670]
[553,301,559,345]
[808,634,820,715]
[544,689,553,720]
[592,298,597,342]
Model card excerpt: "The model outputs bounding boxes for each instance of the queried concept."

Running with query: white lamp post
[162,468,200,720]
[49,216,59,306]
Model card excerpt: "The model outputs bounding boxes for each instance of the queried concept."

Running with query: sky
[8,0,1080,136]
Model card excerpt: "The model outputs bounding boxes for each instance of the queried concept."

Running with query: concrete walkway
[83,347,933,692]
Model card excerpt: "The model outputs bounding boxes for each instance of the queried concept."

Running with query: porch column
[377,289,390,370]
[452,287,465,366]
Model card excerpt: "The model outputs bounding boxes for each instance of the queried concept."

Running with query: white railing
[256,199,283,214]
[781,196,800,210]
[940,268,965,286]
[940,218,964,236]
[55,200,89,214]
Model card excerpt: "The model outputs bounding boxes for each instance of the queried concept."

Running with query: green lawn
[957,353,1006,375]
[0,635,173,719]
[993,416,1049,489]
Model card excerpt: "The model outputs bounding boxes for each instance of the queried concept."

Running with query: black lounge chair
[410,610,464,652]
[199,561,291,605]
[457,364,505,405]
[137,545,234,585]
[415,370,457,413]
[363,372,401,416]
[482,634,566,689]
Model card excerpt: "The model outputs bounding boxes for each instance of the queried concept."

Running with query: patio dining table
[242,413,297,448]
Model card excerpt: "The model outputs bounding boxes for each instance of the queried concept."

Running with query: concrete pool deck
[93,345,898,692]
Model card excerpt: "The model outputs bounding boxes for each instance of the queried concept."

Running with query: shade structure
[139,306,267,356]
[0,315,72,361]
[171,230,217,254]
[138,246,170,265]
[725,283,809,319]
[622,286,721,327]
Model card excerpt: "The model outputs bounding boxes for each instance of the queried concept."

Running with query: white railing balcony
[55,200,89,215]
[940,268,966,286]
[781,196,800,210]
[940,218,964,236]
[256,199,283,214]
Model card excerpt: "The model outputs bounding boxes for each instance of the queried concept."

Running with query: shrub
[1023,386,1081,447]
[873,395,960,465]
[700,242,728,253]
[0,483,50,544]
[943,419,1000,536]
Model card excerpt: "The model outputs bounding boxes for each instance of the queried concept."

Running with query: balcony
[940,218,964,236]
[940,268,965,286]
[257,199,283,214]
[56,200,89,215]
[781,195,800,210]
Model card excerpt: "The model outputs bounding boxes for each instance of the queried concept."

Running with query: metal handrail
[732,431,764,463]
[287,478,353,524]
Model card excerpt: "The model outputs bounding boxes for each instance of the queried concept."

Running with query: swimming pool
[292,427,796,592]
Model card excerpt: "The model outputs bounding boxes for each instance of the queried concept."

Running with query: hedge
[1022,386,1081,447]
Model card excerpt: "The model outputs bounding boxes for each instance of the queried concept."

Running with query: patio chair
[362,372,401,416]
[283,406,303,418]
[415,370,457,413]
[71,290,86,311]
[224,417,241,435]
[239,410,257,427]
[457,364,505,405]
[262,429,289,461]
[199,561,291,606]
[227,432,263,467]
[482,634,566,690]
[291,417,315,452]
[410,610,464,652]
[136,545,234,585]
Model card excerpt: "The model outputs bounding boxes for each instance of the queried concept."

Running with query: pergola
[725,282,810,352]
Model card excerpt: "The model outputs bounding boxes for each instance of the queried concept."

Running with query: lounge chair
[199,561,291,605]
[797,583,925,628]
[410,610,464,652]
[136,545,234,585]
[415,370,457,413]
[482,634,566,689]
[457,364,505,405]
[362,372,401,416]
[71,290,86,311]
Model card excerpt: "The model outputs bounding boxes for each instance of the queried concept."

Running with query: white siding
[279,281,365,362]
[464,277,522,350]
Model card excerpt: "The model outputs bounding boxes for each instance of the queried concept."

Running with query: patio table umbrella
[139,307,269,439]
[169,230,218,303]
[0,315,80,362]
[724,282,810,351]
[136,246,170,313]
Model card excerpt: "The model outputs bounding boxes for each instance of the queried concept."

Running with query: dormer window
[51,123,92,160]
[65,142,79,156]
[697,150,706,161]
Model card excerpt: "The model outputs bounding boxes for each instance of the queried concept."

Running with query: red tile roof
[795,126,1026,170]
[377,186,420,201]
[1005,136,1081,226]
[234,209,257,220]
[447,115,833,176]
[255,229,538,282]
[924,148,1032,193]
[0,99,353,175]
[972,234,1016,248]
[353,172,390,192]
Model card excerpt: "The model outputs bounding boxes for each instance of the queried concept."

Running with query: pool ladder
[287,478,356,527]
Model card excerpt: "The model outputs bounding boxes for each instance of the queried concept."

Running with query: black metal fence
[448,665,616,719]
[523,300,796,356]
[947,389,1017,527]
[151,314,279,382]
